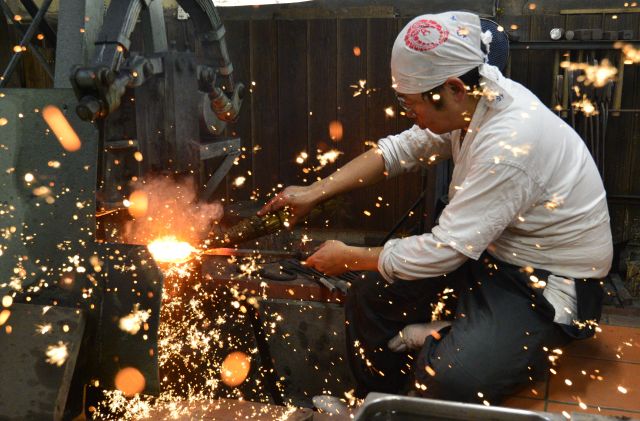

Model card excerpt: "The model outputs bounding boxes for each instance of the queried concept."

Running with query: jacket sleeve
[377,125,453,178]
[379,162,541,282]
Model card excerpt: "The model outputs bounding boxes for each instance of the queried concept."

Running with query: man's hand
[258,185,319,227]
[305,240,353,276]
[387,321,452,352]
[305,241,382,276]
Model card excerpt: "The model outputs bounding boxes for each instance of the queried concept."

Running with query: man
[259,11,612,404]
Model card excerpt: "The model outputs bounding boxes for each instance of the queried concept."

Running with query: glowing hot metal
[148,236,197,264]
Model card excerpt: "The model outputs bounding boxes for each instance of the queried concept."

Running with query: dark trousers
[345,254,573,404]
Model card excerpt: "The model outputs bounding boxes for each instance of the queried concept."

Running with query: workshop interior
[1,0,640,419]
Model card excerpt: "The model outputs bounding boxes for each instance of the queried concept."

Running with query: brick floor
[502,321,640,419]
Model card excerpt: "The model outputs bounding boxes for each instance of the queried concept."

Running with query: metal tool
[203,247,309,261]
[280,259,353,294]
[206,210,292,248]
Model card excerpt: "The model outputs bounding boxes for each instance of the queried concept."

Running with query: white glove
[387,321,452,352]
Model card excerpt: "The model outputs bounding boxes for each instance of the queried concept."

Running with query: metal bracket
[200,138,241,201]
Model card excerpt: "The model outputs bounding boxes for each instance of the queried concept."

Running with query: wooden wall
[220,11,640,241]
[2,3,640,243]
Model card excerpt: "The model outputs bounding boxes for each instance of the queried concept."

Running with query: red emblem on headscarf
[404,19,449,52]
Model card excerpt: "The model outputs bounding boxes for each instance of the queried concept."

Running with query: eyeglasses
[395,93,416,118]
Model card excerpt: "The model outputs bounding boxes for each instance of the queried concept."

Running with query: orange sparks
[45,341,69,366]
[329,120,344,141]
[0,117,7,126]
[42,105,82,152]
[220,351,251,387]
[353,46,362,57]
[560,59,617,88]
[0,309,10,326]
[115,367,146,397]
[126,190,148,218]
[147,236,196,264]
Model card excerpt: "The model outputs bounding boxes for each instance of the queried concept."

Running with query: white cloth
[391,11,487,94]
[377,66,613,324]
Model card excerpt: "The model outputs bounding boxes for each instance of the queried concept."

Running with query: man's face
[395,78,470,134]
[396,91,453,134]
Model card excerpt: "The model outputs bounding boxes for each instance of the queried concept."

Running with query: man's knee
[414,352,483,402]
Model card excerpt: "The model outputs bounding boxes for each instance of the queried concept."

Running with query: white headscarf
[391,11,491,94]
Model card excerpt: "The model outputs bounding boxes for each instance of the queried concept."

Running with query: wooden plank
[561,7,640,14]
[224,20,253,203]
[277,20,309,189]
[602,13,639,202]
[0,21,25,87]
[506,15,531,85]
[308,19,338,184]
[526,15,565,107]
[250,20,280,198]
[366,18,399,232]
[336,18,370,230]
[393,17,424,236]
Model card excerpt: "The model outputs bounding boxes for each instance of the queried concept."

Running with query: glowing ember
[317,149,343,168]
[295,151,308,164]
[148,236,196,264]
[572,95,598,117]
[618,385,628,394]
[233,176,246,187]
[46,341,69,366]
[353,46,362,56]
[35,323,52,334]
[115,367,146,397]
[616,42,640,64]
[126,190,148,218]
[119,305,151,335]
[42,105,82,152]
[560,59,617,88]
[0,117,8,126]
[329,120,343,141]
[220,351,251,387]
[384,107,395,117]
[0,309,10,326]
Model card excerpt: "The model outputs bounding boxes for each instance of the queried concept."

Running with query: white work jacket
[376,67,613,324]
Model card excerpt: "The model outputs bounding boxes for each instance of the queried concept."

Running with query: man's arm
[304,240,382,275]
[259,125,452,225]
[309,148,387,201]
[258,148,386,225]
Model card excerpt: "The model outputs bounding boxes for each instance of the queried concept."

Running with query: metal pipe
[18,0,56,45]
[0,1,53,80]
[0,0,53,87]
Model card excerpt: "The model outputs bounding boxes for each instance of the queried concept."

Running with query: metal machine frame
[69,0,244,208]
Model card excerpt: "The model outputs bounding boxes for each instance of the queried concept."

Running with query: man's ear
[444,77,467,100]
